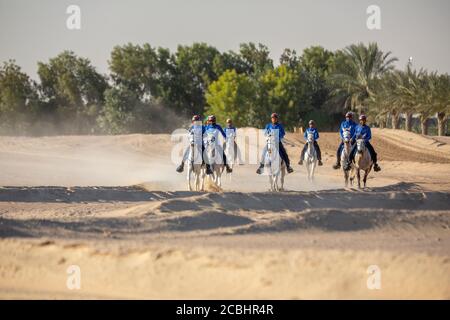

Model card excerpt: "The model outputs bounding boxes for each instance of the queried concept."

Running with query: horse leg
[363,169,370,188]
[195,168,201,191]
[200,169,205,191]
[187,166,193,191]
[357,169,361,189]
[311,162,316,183]
[349,167,354,186]
[280,167,285,191]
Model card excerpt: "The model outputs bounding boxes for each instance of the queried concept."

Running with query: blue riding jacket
[224,126,236,137]
[264,123,286,140]
[339,119,357,140]
[205,123,226,139]
[304,127,319,140]
[355,124,372,142]
[189,124,205,135]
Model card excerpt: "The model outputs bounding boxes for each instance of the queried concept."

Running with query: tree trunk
[404,112,413,132]
[379,115,387,129]
[420,115,429,135]
[391,112,400,129]
[437,112,447,136]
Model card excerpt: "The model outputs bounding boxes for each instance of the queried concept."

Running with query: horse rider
[205,115,233,173]
[224,118,243,165]
[256,113,294,174]
[343,114,381,172]
[176,115,214,175]
[298,120,323,166]
[333,111,357,169]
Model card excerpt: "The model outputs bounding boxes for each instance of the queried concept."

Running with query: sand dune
[0,129,449,299]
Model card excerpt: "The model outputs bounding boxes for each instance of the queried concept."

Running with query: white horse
[186,131,205,191]
[341,129,355,187]
[204,130,224,187]
[303,132,318,182]
[264,133,286,192]
[224,130,236,178]
[354,138,373,189]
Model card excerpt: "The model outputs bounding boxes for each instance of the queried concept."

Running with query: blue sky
[1,0,449,79]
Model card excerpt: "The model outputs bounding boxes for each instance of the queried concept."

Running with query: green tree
[160,43,222,116]
[239,42,273,77]
[205,70,256,126]
[38,51,108,133]
[257,65,301,129]
[109,43,160,98]
[421,73,450,136]
[330,42,398,115]
[0,60,38,133]
[299,46,335,79]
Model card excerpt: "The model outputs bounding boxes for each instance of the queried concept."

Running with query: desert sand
[0,128,449,299]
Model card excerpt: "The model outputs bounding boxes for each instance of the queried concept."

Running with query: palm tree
[396,68,431,135]
[330,42,398,115]
[388,66,424,131]
[424,73,450,136]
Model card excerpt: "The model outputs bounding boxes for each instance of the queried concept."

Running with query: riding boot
[176,162,184,173]
[226,164,232,173]
[299,145,307,165]
[334,143,343,169]
[365,141,381,172]
[256,163,264,175]
[333,158,341,169]
[205,164,213,175]
[278,142,293,173]
[314,142,323,165]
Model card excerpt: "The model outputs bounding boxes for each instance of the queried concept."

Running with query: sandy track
[0,129,449,299]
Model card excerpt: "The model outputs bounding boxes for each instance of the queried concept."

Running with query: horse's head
[342,129,351,143]
[226,131,236,144]
[266,132,276,154]
[189,131,195,146]
[307,132,315,144]
[356,138,366,154]
[204,131,216,157]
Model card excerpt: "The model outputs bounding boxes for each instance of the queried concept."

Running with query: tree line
[0,42,449,136]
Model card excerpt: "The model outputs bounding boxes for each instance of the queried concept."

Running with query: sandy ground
[0,128,449,299]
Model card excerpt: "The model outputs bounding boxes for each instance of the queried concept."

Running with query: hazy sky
[1,0,449,79]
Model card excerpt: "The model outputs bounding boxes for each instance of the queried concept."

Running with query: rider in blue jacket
[224,118,236,137]
[344,114,381,172]
[256,113,294,174]
[298,120,323,166]
[176,115,212,174]
[333,112,357,169]
[204,115,232,173]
